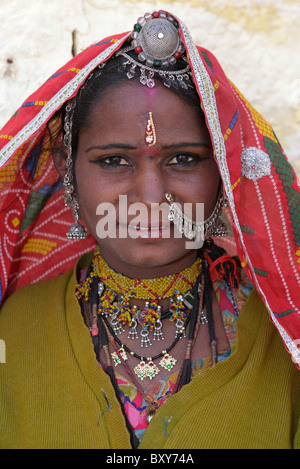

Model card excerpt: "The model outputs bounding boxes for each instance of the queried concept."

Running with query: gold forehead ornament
[145,112,157,147]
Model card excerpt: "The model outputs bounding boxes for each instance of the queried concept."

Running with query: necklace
[76,247,203,346]
[102,310,192,380]
[76,249,205,381]
[76,252,220,429]
[76,243,240,436]
[100,273,205,427]
[76,246,202,300]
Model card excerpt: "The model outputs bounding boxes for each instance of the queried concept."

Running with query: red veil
[0,12,299,366]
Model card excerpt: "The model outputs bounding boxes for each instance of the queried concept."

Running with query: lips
[127,223,170,239]
[128,224,168,231]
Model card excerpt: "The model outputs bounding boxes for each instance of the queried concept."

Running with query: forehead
[80,80,210,146]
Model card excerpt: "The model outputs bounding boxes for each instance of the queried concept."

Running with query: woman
[0,10,299,449]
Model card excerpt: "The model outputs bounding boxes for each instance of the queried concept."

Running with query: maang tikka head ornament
[145,112,157,147]
[116,11,193,89]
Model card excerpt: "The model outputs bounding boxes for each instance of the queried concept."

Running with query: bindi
[145,112,157,147]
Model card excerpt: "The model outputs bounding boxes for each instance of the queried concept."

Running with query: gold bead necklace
[91,245,202,300]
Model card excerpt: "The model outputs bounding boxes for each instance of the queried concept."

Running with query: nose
[128,164,167,207]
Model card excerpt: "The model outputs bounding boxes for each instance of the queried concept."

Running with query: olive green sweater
[0,254,299,449]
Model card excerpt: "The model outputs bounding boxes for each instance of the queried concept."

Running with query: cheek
[185,162,220,216]
[188,161,220,196]
[204,164,220,196]
[74,159,124,235]
[74,161,103,219]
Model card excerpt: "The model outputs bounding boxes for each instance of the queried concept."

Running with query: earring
[165,190,228,240]
[63,99,87,240]
[203,190,229,238]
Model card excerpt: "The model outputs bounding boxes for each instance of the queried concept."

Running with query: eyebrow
[86,142,209,152]
[162,142,210,149]
[86,143,137,152]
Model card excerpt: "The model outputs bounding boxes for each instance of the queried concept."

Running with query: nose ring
[165,193,196,240]
[165,193,174,204]
[164,191,229,240]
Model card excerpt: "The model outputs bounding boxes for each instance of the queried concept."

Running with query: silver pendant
[175,318,185,338]
[141,327,152,347]
[128,316,138,339]
[110,313,125,335]
[153,319,164,341]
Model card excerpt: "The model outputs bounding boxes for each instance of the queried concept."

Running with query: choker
[86,246,202,300]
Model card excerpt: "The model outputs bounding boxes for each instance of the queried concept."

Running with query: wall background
[1,0,299,175]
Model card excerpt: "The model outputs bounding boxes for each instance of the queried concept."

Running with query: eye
[167,153,196,167]
[92,155,130,168]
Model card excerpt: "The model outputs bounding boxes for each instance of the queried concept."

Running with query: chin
[96,234,197,278]
[121,245,195,276]
[121,249,175,269]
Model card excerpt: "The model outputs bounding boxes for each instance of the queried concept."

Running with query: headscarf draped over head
[0,11,299,367]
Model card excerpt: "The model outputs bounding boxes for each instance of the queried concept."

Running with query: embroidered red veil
[0,11,299,367]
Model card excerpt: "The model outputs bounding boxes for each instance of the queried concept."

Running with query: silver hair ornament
[117,47,193,89]
[116,12,193,89]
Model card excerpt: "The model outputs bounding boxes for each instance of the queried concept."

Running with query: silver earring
[203,190,229,238]
[165,189,229,241]
[63,99,87,240]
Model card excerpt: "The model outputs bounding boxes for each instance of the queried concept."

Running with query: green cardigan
[0,254,299,449]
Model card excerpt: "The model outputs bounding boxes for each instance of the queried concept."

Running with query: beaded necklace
[76,248,204,381]
[87,246,202,299]
[76,247,202,346]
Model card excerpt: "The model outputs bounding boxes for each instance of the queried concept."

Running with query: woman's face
[74,80,220,278]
